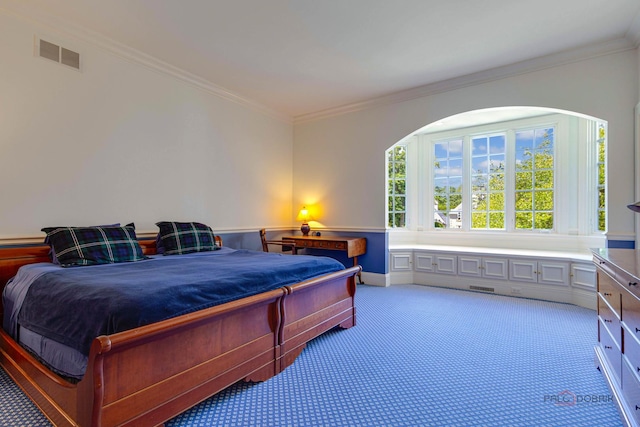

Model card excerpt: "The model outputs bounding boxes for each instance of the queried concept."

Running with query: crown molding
[627,9,640,47]
[2,1,635,128]
[0,2,292,124]
[294,37,636,125]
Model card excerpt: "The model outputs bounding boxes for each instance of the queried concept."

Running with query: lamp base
[301,223,310,236]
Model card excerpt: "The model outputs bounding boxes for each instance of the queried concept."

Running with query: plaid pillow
[41,224,145,267]
[156,221,219,255]
[44,223,121,264]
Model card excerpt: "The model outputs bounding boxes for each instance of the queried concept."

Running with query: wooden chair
[259,229,297,254]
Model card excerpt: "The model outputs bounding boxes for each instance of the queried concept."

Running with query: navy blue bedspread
[17,250,344,356]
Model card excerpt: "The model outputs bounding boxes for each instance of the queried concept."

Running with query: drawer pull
[603,292,612,297]
[636,328,640,333]
[630,282,638,287]
[604,345,613,350]
[604,319,613,323]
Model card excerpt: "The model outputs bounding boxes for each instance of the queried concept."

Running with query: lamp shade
[296,206,314,236]
[296,207,314,222]
[628,202,640,213]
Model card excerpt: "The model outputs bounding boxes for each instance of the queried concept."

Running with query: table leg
[353,256,362,284]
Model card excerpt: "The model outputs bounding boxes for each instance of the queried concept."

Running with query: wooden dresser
[594,248,640,427]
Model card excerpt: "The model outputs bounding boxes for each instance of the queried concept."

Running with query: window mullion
[505,129,515,232]
[462,135,471,231]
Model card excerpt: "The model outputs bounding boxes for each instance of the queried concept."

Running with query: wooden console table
[282,235,366,282]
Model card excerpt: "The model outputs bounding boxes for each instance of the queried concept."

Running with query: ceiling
[4,0,640,120]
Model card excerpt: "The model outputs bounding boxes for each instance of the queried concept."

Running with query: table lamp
[296,206,313,236]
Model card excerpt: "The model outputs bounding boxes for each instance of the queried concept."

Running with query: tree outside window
[387,145,406,228]
[514,127,554,230]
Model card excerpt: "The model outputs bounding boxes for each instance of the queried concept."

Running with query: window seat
[388,244,596,309]
[390,244,592,262]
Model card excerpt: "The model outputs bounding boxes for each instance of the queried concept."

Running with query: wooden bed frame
[0,238,360,427]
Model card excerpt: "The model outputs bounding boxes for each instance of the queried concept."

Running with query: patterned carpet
[1,284,623,426]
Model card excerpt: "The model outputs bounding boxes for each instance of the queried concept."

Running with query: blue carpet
[1,284,623,426]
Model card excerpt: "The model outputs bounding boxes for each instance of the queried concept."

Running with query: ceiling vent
[35,36,81,71]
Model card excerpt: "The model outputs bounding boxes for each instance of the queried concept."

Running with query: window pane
[472,137,488,155]
[387,145,407,228]
[534,152,554,169]
[597,123,607,232]
[432,138,463,229]
[470,133,506,230]
[471,157,487,174]
[515,212,533,229]
[472,174,486,191]
[489,212,505,229]
[599,188,605,209]
[514,126,555,230]
[534,190,553,210]
[534,171,553,189]
[488,173,505,191]
[490,135,505,153]
[471,212,486,228]
[516,172,532,188]
[516,130,533,152]
[394,213,406,227]
[515,192,532,211]
[489,155,505,172]
[534,212,553,229]
[489,193,504,210]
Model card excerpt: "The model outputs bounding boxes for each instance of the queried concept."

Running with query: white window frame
[397,113,606,251]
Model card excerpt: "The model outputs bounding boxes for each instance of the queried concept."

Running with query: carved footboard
[279,265,360,371]
[1,288,286,427]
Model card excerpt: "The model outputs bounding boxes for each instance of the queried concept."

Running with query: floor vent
[36,37,81,71]
[469,285,495,292]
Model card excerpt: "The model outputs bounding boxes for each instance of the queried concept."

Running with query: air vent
[36,36,81,71]
[61,47,80,69]
[469,285,495,293]
[39,39,59,62]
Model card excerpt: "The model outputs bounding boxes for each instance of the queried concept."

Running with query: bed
[0,233,360,427]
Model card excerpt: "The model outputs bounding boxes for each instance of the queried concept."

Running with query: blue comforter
[15,249,344,356]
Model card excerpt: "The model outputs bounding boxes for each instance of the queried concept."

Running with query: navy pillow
[41,224,145,267]
[155,221,219,255]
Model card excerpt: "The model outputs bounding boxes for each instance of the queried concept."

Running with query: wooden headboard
[0,236,222,316]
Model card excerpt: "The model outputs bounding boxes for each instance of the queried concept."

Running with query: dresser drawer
[600,319,622,385]
[623,289,640,340]
[311,241,346,250]
[598,268,622,317]
[617,268,640,294]
[624,326,640,375]
[622,356,640,425]
[599,295,621,347]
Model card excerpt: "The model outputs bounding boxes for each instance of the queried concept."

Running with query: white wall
[294,49,639,242]
[0,11,293,240]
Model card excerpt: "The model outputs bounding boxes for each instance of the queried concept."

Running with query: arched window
[386,107,606,250]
